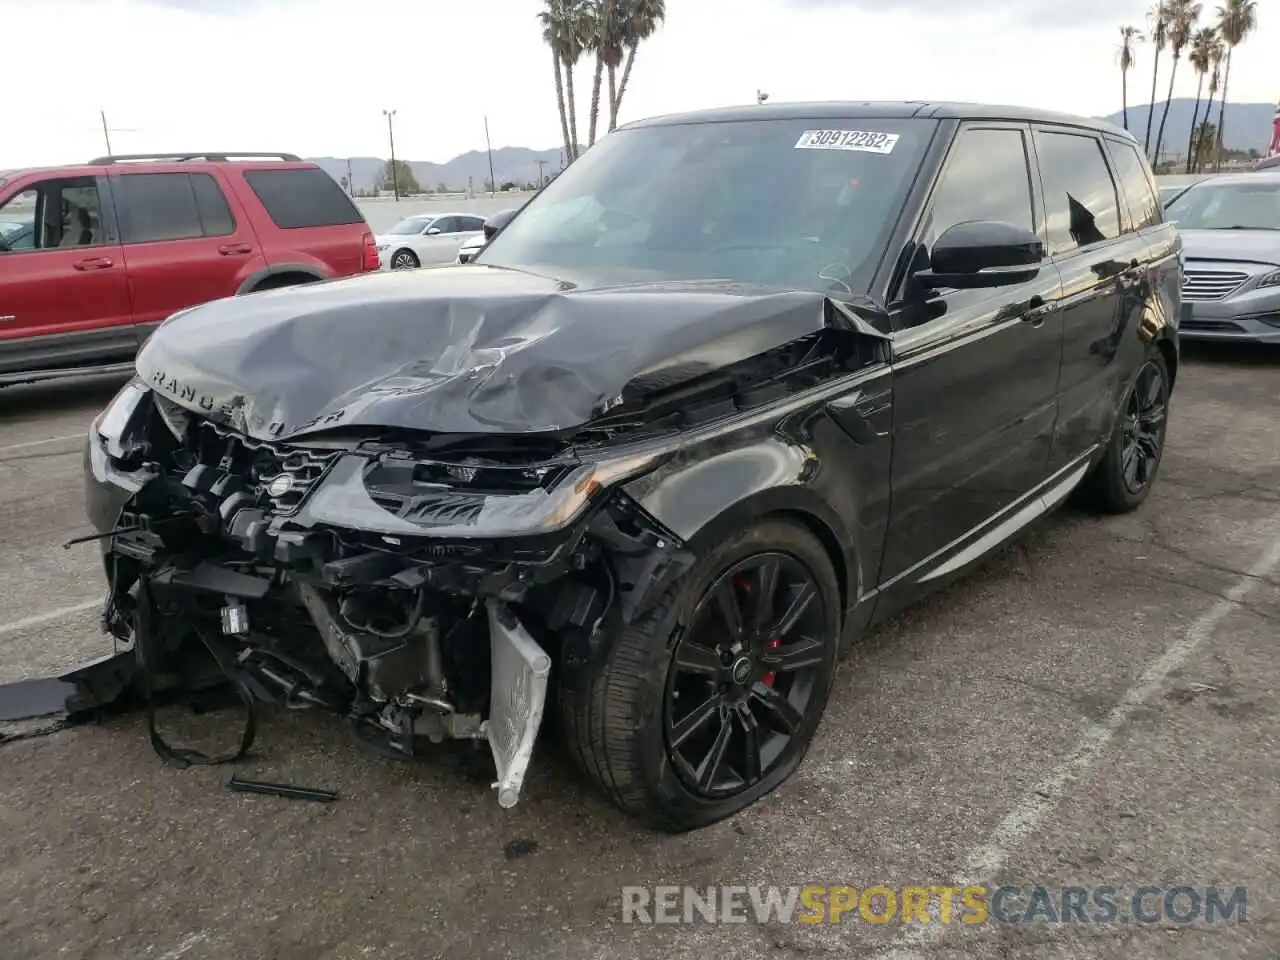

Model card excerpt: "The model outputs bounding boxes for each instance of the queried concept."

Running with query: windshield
[478,117,935,293]
[386,216,433,235]
[1165,180,1280,230]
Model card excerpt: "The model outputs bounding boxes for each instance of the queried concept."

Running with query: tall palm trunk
[607,64,618,130]
[613,44,637,120]
[1195,86,1215,172]
[1213,48,1232,171]
[552,51,572,167]
[1122,69,1130,131]
[1145,47,1163,152]
[1184,74,1205,173]
[1153,55,1181,163]
[564,60,580,159]
[588,54,604,147]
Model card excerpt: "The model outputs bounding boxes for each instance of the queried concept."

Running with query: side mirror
[425,226,442,236]
[915,220,1044,290]
[483,207,517,240]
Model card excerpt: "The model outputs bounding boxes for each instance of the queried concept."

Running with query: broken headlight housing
[300,448,668,539]
[92,378,151,460]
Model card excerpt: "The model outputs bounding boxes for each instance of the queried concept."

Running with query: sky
[1,0,1276,169]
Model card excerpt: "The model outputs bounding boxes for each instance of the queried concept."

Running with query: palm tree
[1184,27,1218,171]
[1196,41,1224,171]
[561,0,592,159]
[1145,2,1171,154]
[1118,25,1143,132]
[611,0,666,130]
[539,1,575,165]
[1154,0,1200,163]
[1213,0,1258,171]
[585,0,624,147]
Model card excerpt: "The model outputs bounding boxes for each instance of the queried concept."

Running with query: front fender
[620,426,867,623]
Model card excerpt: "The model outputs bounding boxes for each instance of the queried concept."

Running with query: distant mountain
[308,147,565,194]
[1099,99,1276,156]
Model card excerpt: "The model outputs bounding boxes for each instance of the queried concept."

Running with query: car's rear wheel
[557,518,841,832]
[390,249,419,269]
[1075,350,1171,513]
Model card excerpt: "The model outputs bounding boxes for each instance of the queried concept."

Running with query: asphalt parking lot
[0,345,1277,960]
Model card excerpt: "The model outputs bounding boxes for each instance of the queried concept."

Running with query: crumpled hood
[135,264,879,442]
[1179,228,1280,267]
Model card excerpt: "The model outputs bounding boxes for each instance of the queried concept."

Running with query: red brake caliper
[737,573,781,687]
[762,637,781,687]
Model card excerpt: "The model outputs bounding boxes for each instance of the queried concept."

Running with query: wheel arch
[236,263,328,295]
[1155,332,1178,390]
[632,480,859,627]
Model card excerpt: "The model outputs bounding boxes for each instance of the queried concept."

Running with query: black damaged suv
[81,102,1180,831]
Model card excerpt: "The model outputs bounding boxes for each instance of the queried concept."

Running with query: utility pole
[484,115,497,196]
[346,158,354,196]
[535,159,547,188]
[100,109,113,156]
[382,108,399,201]
[756,90,769,105]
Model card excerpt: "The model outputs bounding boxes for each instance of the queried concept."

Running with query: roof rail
[89,152,302,164]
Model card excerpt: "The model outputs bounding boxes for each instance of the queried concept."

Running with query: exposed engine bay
[77,274,891,809]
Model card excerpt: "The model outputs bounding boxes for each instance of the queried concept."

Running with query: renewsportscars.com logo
[620,884,1249,926]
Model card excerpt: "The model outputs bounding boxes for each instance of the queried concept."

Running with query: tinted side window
[241,168,365,229]
[191,173,235,237]
[1035,131,1121,255]
[459,216,485,231]
[1106,138,1161,231]
[117,173,203,243]
[432,217,458,233]
[923,127,1035,251]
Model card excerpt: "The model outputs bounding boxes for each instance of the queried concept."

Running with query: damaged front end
[83,381,690,807]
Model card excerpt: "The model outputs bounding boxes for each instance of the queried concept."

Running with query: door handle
[73,256,114,270]
[218,243,253,256]
[1022,295,1058,327]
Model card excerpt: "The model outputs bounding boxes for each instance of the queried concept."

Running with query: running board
[0,361,136,388]
[919,457,1094,583]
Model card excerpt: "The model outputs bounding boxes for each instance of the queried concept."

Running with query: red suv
[0,152,379,385]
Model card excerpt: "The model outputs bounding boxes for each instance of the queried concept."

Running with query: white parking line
[874,528,1280,960]
[0,600,102,640]
[0,433,83,454]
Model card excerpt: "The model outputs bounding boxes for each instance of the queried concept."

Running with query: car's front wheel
[1076,350,1171,513]
[390,249,419,269]
[558,518,842,832]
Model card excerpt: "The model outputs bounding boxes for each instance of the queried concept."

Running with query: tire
[1074,349,1171,514]
[557,518,842,832]
[390,249,419,270]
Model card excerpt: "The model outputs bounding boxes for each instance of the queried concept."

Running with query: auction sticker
[794,129,899,154]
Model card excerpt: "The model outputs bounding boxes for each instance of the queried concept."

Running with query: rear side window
[116,173,203,243]
[1105,138,1161,231]
[242,167,364,229]
[458,216,486,231]
[1034,130,1121,255]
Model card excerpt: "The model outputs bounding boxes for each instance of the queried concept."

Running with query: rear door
[416,215,470,264]
[113,170,268,333]
[1030,126,1146,470]
[0,170,135,371]
[878,122,1065,590]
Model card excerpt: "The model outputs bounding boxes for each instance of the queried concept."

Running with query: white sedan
[376,213,487,269]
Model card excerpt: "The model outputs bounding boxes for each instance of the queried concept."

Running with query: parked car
[455,231,487,264]
[79,102,1179,833]
[1163,171,1280,344]
[0,152,379,386]
[375,213,486,269]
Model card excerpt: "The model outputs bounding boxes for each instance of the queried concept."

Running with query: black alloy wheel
[1075,349,1172,513]
[390,249,418,269]
[1119,359,1168,495]
[556,518,842,832]
[664,553,827,798]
